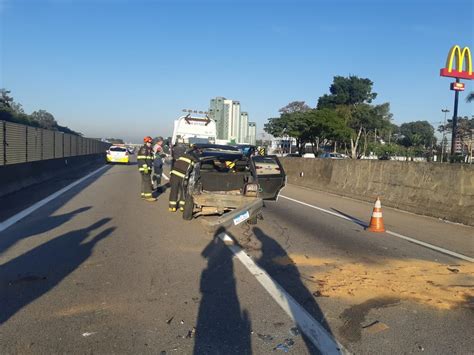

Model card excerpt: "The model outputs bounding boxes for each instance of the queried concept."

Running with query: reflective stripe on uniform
[178,156,192,164]
[179,201,186,205]
[137,155,154,160]
[170,170,185,178]
[169,201,177,205]
[144,193,153,197]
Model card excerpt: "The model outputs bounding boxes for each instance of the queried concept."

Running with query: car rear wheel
[182,193,194,220]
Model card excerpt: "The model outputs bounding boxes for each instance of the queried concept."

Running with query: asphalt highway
[0,160,473,354]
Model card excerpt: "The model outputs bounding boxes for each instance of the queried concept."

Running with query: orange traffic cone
[368,197,385,232]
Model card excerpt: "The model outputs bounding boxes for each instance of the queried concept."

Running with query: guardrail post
[2,121,6,165]
[25,125,28,162]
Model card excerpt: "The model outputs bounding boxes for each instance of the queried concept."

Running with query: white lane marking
[280,195,474,263]
[218,233,348,355]
[0,165,108,233]
[385,230,474,263]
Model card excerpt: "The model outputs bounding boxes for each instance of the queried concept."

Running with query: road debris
[166,316,174,325]
[275,254,474,310]
[289,327,300,337]
[180,320,184,325]
[185,327,196,339]
[273,338,295,352]
[256,333,274,343]
[362,321,389,334]
[82,332,96,337]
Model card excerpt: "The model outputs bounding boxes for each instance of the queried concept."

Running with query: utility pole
[441,108,450,162]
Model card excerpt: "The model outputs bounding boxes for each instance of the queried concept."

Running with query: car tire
[182,193,194,221]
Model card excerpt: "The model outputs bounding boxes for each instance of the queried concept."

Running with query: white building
[248,122,257,146]
[240,112,249,143]
[231,101,241,142]
[209,97,256,144]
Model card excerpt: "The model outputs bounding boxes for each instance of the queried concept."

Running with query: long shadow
[0,163,110,223]
[0,218,114,324]
[253,227,331,354]
[0,206,92,255]
[153,182,171,199]
[194,227,252,355]
[0,164,111,257]
[330,208,369,228]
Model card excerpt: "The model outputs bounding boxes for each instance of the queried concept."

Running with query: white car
[106,145,130,164]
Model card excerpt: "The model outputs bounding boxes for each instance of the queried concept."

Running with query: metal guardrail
[0,120,111,166]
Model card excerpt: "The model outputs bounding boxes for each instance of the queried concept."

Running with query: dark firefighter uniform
[171,142,187,169]
[137,142,155,200]
[169,152,198,211]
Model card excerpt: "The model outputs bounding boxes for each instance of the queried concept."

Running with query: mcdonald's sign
[440,45,473,80]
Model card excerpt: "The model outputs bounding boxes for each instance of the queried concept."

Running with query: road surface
[1,160,473,354]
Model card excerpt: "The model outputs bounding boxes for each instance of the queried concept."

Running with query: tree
[304,109,352,152]
[317,76,390,158]
[0,89,14,109]
[439,116,474,160]
[264,111,309,154]
[399,121,436,149]
[317,76,377,109]
[31,110,58,130]
[279,101,311,114]
[466,91,474,103]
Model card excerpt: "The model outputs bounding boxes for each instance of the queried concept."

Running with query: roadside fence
[0,120,110,166]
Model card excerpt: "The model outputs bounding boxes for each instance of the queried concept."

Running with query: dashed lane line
[218,232,348,355]
[279,195,474,263]
[0,165,108,233]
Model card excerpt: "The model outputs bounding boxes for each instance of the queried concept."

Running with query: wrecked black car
[180,144,286,230]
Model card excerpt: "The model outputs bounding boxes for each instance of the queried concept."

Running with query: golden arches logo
[440,45,473,80]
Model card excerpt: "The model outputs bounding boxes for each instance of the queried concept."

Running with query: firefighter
[137,136,156,201]
[152,137,164,191]
[171,137,187,169]
[168,149,198,212]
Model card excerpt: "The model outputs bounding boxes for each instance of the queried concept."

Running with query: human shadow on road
[253,227,331,354]
[0,206,92,255]
[152,182,171,199]
[0,218,114,325]
[194,228,252,355]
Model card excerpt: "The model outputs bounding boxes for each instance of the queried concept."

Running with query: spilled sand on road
[273,255,474,310]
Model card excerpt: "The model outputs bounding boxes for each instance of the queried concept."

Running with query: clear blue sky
[1,0,473,142]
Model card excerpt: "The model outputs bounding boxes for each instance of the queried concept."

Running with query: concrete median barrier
[280,158,474,226]
[0,154,107,198]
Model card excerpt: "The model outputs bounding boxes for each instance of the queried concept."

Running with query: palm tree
[467,91,474,103]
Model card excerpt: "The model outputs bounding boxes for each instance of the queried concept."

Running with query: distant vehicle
[320,152,345,159]
[171,114,217,146]
[106,146,130,164]
[179,144,286,230]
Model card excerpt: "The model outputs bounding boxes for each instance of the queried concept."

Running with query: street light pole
[441,108,450,162]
